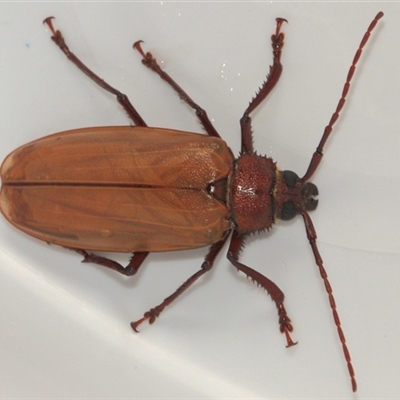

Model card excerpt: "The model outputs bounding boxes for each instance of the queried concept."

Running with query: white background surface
[0,2,399,398]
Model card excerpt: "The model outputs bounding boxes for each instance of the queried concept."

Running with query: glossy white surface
[0,2,399,398]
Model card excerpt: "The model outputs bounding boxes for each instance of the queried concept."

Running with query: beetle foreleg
[227,230,297,347]
[43,17,147,126]
[240,17,286,154]
[75,249,148,276]
[133,41,220,138]
[131,237,228,332]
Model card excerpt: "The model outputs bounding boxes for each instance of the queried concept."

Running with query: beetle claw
[284,330,298,348]
[133,40,146,57]
[279,318,297,347]
[43,16,55,27]
[131,318,146,333]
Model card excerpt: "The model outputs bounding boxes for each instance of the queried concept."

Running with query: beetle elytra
[0,13,383,392]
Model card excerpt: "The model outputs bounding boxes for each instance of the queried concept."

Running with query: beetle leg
[227,230,297,348]
[133,41,220,138]
[42,17,146,126]
[131,237,228,332]
[240,18,286,154]
[75,249,148,276]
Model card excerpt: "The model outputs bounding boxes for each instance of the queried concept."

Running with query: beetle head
[276,170,319,221]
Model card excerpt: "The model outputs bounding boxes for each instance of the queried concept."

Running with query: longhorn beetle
[0,13,384,392]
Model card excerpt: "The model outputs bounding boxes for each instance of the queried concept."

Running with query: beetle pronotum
[0,13,383,392]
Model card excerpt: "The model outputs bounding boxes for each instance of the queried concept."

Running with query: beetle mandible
[0,13,383,392]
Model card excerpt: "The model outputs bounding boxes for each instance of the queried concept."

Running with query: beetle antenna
[301,12,383,182]
[300,210,357,392]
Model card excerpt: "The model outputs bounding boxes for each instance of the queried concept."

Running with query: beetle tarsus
[131,306,163,332]
[73,249,148,276]
[43,16,71,58]
[278,304,297,347]
[278,301,297,347]
[133,40,156,69]
[272,18,287,63]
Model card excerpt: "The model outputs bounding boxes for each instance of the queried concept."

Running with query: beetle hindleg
[133,41,220,138]
[240,17,286,154]
[227,230,297,347]
[75,249,148,276]
[43,17,146,126]
[131,237,228,331]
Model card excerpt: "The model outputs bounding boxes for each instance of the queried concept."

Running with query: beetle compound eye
[283,170,299,188]
[280,200,297,221]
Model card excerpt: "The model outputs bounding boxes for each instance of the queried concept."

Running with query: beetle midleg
[227,230,297,347]
[131,236,229,331]
[75,249,149,276]
[240,18,286,154]
[43,17,146,127]
[133,41,220,138]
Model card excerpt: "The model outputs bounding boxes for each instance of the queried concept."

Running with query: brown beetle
[0,14,383,392]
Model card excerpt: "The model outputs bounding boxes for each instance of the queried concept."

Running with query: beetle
[0,13,383,392]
